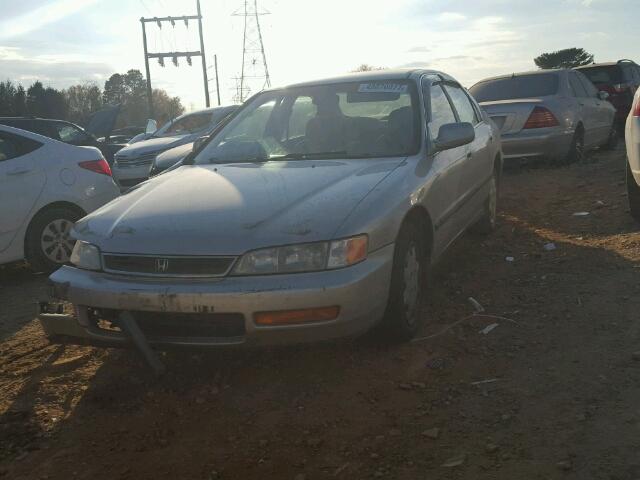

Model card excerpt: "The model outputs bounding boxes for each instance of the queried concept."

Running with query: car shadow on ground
[3,201,640,479]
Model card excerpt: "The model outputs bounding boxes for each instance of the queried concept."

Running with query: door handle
[6,168,31,176]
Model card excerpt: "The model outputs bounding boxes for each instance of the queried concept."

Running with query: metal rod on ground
[118,311,166,376]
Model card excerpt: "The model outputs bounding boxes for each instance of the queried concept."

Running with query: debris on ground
[479,323,499,335]
[442,453,466,468]
[505,256,515,262]
[422,428,440,439]
[543,242,557,251]
[468,297,485,313]
[572,211,590,217]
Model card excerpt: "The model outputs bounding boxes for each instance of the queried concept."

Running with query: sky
[0,0,638,111]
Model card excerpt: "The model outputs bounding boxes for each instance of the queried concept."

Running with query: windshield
[193,80,420,164]
[470,73,560,102]
[154,111,213,137]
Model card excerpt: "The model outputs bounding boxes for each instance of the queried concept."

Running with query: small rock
[501,414,511,422]
[442,453,466,467]
[485,443,499,453]
[389,428,402,437]
[209,470,220,480]
[195,396,206,405]
[398,383,413,391]
[306,437,322,448]
[556,460,572,471]
[422,428,440,439]
[370,453,379,459]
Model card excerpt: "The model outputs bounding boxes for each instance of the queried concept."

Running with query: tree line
[0,69,185,130]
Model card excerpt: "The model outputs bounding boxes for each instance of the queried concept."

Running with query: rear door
[569,71,599,144]
[576,70,612,142]
[422,79,468,258]
[0,131,46,252]
[442,83,493,226]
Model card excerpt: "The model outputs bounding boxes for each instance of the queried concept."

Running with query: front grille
[103,254,236,277]
[115,152,157,168]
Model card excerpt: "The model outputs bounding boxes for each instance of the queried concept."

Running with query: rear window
[469,74,559,102]
[577,66,622,85]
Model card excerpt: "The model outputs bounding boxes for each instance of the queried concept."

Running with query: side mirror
[433,122,475,152]
[145,119,157,134]
[598,90,610,101]
[193,136,208,152]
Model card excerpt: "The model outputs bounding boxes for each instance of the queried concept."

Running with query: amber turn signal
[254,306,340,326]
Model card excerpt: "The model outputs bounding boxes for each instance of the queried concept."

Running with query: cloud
[437,12,467,22]
[406,46,431,53]
[0,47,112,88]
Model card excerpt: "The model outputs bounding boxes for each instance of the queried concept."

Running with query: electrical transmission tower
[140,0,210,118]
[232,0,271,103]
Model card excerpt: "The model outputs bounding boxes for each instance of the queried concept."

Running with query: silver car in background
[41,69,501,352]
[470,69,617,164]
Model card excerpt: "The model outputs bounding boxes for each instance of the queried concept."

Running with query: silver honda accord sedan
[41,69,502,349]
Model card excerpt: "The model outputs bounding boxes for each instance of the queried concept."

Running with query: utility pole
[140,0,210,118]
[214,54,221,106]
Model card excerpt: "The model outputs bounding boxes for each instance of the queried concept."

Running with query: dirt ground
[1,146,639,480]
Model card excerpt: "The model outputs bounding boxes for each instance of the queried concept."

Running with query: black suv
[575,59,640,128]
[0,106,130,165]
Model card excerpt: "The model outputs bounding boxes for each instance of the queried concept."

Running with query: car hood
[84,104,120,138]
[74,158,404,256]
[154,143,193,169]
[116,135,192,158]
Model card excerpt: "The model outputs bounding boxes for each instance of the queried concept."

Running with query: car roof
[0,116,65,122]
[0,123,54,142]
[474,69,567,85]
[576,60,638,69]
[264,68,456,90]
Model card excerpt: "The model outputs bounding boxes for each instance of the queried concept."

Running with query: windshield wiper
[268,151,348,160]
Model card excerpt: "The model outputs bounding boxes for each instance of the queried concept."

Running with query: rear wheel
[25,207,82,272]
[627,160,640,222]
[565,127,585,164]
[379,220,428,341]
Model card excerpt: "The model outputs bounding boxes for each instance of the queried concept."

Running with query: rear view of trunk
[480,100,558,134]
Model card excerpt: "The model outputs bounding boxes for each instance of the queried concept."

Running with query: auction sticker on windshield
[358,83,409,94]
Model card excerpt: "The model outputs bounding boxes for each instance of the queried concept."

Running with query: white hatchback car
[625,89,640,221]
[0,125,120,271]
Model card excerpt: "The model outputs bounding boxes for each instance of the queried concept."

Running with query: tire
[565,127,585,164]
[379,220,428,342]
[627,160,640,222]
[25,206,82,273]
[473,171,498,234]
[602,124,619,151]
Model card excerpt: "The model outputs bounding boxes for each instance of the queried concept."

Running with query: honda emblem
[155,258,170,273]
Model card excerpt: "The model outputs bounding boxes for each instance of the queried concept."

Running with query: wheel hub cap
[41,219,74,264]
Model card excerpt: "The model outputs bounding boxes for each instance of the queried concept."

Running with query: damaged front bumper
[39,244,394,349]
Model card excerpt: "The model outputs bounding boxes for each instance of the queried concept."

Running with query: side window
[425,83,457,139]
[443,84,479,125]
[622,65,635,83]
[577,72,598,97]
[569,73,588,97]
[0,132,42,162]
[54,123,88,144]
[285,96,317,140]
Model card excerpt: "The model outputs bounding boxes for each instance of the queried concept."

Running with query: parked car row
[469,67,618,164]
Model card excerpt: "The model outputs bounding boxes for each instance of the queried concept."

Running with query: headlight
[70,241,102,271]
[232,235,367,275]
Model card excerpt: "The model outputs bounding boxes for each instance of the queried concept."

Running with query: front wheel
[627,160,640,222]
[379,221,428,341]
[602,124,619,151]
[473,172,498,234]
[25,207,82,272]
